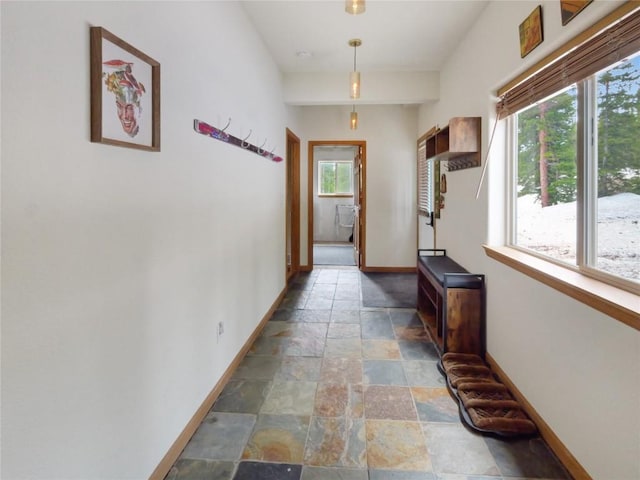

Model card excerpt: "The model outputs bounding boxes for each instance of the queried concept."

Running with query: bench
[417,249,485,357]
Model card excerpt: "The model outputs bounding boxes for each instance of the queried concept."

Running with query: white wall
[419,1,639,479]
[1,2,288,478]
[284,71,439,105]
[298,105,418,268]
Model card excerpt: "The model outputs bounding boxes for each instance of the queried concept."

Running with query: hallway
[166,267,569,480]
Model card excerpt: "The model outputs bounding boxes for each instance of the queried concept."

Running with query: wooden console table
[417,249,485,357]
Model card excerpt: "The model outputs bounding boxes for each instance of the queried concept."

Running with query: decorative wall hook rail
[194,119,283,163]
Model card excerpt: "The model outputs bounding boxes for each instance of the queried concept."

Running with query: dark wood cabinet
[417,249,485,357]
[425,117,481,171]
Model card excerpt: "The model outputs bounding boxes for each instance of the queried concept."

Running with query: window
[318,160,353,196]
[417,137,433,216]
[417,133,438,220]
[503,9,640,291]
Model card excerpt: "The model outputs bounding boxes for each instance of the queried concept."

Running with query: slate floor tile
[314,383,364,417]
[368,470,435,480]
[330,310,361,323]
[165,459,235,480]
[411,387,459,423]
[324,338,362,358]
[361,317,395,339]
[366,420,432,471]
[271,309,304,322]
[304,416,367,468]
[484,436,570,479]
[362,339,402,360]
[242,414,310,463]
[212,379,271,414]
[389,309,423,327]
[233,461,302,480]
[423,423,500,477]
[284,337,326,357]
[332,299,362,310]
[180,412,256,461]
[319,357,363,384]
[394,325,431,342]
[398,340,439,361]
[301,309,332,323]
[301,466,368,480]
[403,360,446,387]
[234,356,281,380]
[327,322,361,338]
[275,356,323,381]
[364,385,417,421]
[249,337,287,356]
[260,381,317,415]
[363,359,408,386]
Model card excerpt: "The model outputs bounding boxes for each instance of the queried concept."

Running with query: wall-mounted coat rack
[194,119,283,163]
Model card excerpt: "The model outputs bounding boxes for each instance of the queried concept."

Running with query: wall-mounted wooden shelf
[426,117,481,171]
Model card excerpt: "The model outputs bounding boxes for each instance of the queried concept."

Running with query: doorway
[286,129,300,282]
[308,140,366,269]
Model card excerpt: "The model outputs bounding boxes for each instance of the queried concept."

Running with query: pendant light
[350,106,358,130]
[349,39,361,99]
[345,0,365,15]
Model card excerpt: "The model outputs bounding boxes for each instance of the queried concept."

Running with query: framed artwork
[90,27,160,151]
[560,0,593,26]
[519,5,544,58]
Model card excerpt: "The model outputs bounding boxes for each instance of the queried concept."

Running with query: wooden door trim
[286,128,301,282]
[308,140,366,269]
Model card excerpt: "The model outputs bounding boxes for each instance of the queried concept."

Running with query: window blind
[497,6,640,118]
[417,138,430,216]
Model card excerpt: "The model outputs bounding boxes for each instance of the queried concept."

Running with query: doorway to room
[286,129,301,283]
[308,140,366,269]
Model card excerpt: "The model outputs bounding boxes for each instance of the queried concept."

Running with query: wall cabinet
[425,117,481,171]
[417,249,485,356]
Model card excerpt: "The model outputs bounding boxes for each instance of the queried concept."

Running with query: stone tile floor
[166,267,570,480]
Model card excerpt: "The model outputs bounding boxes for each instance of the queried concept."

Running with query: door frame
[286,128,301,282]
[307,140,366,269]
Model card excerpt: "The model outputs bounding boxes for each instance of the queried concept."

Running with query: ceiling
[240,1,490,74]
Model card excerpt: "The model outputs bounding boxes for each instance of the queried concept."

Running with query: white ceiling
[240,0,490,74]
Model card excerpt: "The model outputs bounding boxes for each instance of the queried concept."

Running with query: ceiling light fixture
[345,0,365,15]
[349,38,361,99]
[350,106,358,130]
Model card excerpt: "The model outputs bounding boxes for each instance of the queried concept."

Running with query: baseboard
[360,266,416,273]
[485,353,592,480]
[149,287,287,480]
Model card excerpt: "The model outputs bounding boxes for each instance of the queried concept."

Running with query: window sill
[483,245,639,331]
[318,194,354,198]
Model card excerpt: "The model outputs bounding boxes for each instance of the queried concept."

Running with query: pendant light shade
[350,107,358,130]
[350,71,360,99]
[345,0,365,15]
[348,39,361,99]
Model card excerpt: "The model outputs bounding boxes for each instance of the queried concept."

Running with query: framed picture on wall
[90,27,161,151]
[519,5,544,58]
[560,0,593,26]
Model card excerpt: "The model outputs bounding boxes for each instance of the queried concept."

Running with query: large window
[318,160,353,196]
[507,36,639,289]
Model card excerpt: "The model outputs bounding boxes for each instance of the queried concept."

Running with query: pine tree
[597,59,640,196]
[517,89,577,206]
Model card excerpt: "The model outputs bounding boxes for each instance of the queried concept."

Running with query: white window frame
[507,66,638,294]
[318,160,354,197]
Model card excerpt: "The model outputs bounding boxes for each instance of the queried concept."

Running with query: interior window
[318,160,353,196]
